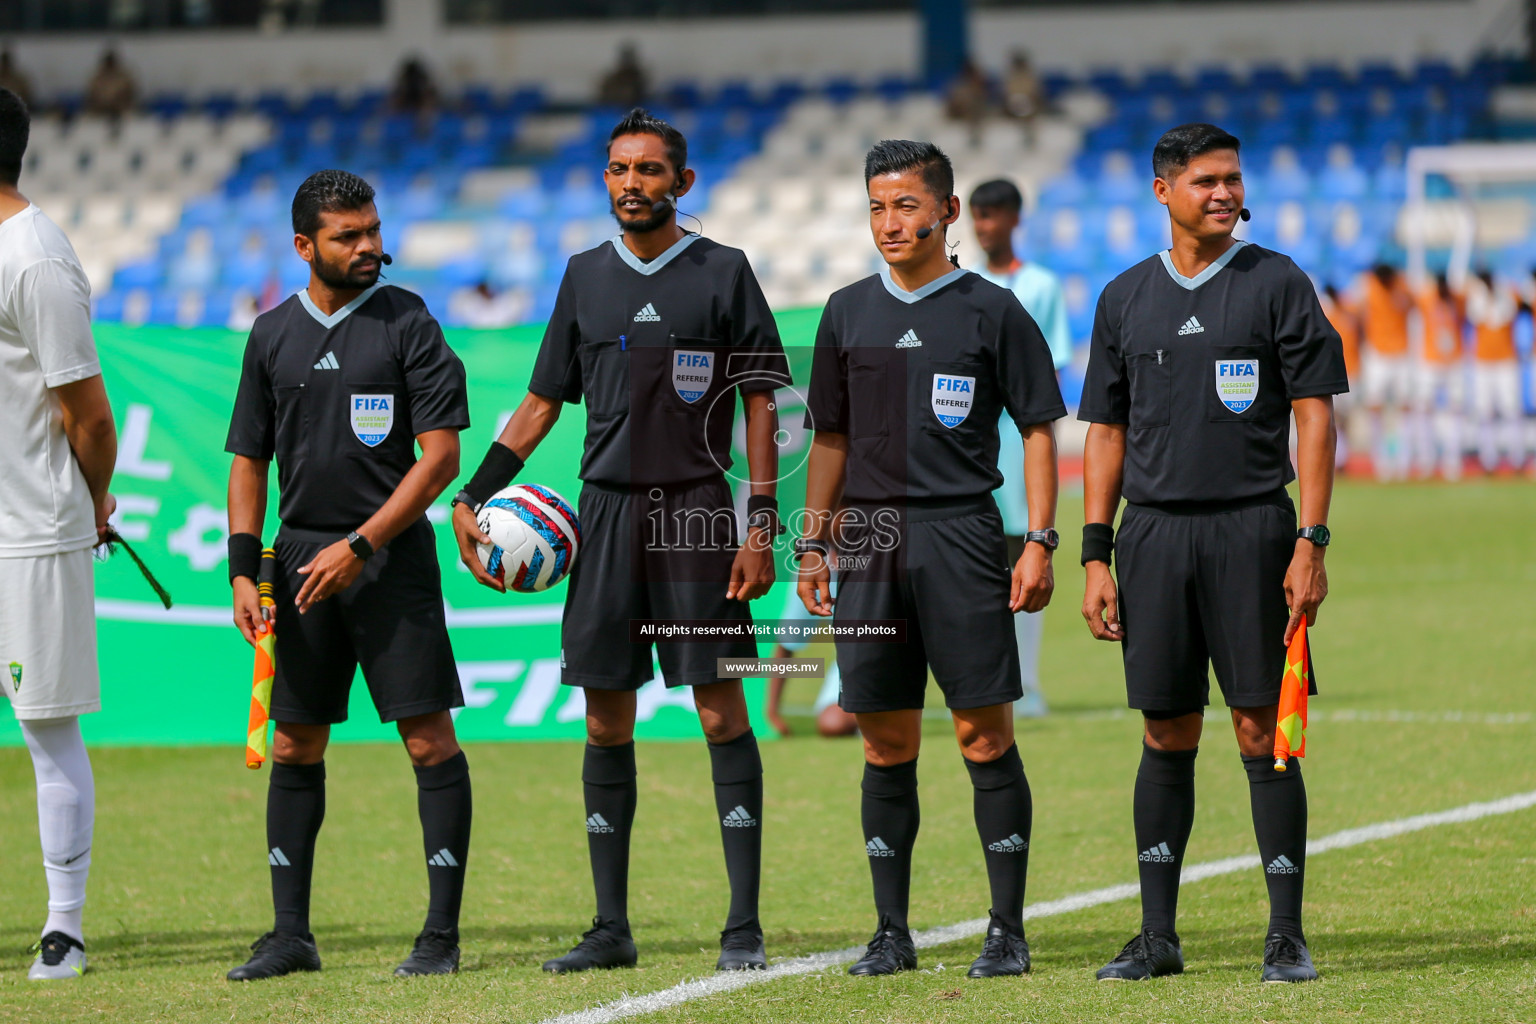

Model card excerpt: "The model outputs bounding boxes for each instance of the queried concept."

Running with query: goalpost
[1403,143,1536,283]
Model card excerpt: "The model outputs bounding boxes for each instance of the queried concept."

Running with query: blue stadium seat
[93,291,126,322]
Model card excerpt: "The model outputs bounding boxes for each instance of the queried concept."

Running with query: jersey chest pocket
[922,359,984,436]
[344,382,401,450]
[847,364,889,439]
[273,385,309,458]
[581,338,628,419]
[1127,351,1172,429]
[1208,346,1270,422]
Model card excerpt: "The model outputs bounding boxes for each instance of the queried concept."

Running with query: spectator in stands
[0,50,32,110]
[1359,263,1414,479]
[945,59,992,143]
[1464,269,1527,474]
[390,56,440,116]
[598,43,648,109]
[1002,51,1044,135]
[1412,271,1466,480]
[83,48,136,119]
[1319,282,1362,472]
[448,281,525,329]
[967,178,1072,719]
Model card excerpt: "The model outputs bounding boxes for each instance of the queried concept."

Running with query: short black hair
[0,87,29,188]
[608,107,687,173]
[969,178,1024,213]
[1152,122,1241,181]
[864,139,955,202]
[291,169,376,236]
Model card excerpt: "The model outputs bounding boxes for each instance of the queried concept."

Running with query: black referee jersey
[528,233,790,486]
[804,267,1066,502]
[1077,242,1348,503]
[225,284,471,532]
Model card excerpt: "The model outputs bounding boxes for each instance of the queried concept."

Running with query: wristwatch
[747,509,785,536]
[1297,525,1331,547]
[1025,528,1060,551]
[792,537,830,563]
[451,488,480,512]
[346,530,375,561]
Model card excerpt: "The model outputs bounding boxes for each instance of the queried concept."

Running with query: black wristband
[1080,522,1115,567]
[460,442,525,509]
[229,532,263,583]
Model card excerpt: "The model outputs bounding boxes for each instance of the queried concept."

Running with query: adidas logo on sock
[1177,316,1204,336]
[586,813,615,834]
[866,836,896,857]
[268,847,290,867]
[313,350,339,370]
[633,302,661,322]
[987,833,1029,853]
[894,329,923,348]
[428,848,460,868]
[723,805,759,828]
[1266,854,1300,875]
[1139,841,1176,863]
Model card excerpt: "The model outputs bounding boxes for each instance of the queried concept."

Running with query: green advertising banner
[0,310,824,749]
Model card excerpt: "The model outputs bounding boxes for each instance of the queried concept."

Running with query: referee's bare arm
[1010,421,1058,614]
[796,431,847,616]
[726,389,779,602]
[450,390,564,592]
[55,374,117,543]
[1081,422,1126,641]
[229,454,270,644]
[293,428,460,613]
[1284,396,1336,644]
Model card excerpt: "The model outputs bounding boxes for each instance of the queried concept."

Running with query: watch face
[1312,525,1330,545]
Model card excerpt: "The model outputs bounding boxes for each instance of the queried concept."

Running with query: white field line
[537,788,1536,1024]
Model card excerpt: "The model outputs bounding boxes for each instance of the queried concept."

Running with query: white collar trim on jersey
[880,265,971,304]
[1158,240,1247,291]
[610,232,700,276]
[297,282,382,329]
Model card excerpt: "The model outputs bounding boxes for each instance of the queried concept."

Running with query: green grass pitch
[1,480,1533,1022]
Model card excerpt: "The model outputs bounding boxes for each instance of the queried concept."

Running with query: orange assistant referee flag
[1273,620,1311,770]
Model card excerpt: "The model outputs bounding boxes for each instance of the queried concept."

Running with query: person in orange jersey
[1358,264,1414,479]
[1463,270,1526,474]
[1411,272,1466,480]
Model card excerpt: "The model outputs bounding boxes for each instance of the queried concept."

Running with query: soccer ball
[475,484,581,593]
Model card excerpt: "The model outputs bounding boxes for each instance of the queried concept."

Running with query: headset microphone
[915,221,939,240]
[1239,209,1251,222]
[379,253,393,265]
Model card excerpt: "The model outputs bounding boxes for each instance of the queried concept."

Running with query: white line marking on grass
[537,789,1536,1024]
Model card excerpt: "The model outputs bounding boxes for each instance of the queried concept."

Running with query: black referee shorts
[270,518,463,725]
[1116,491,1311,712]
[560,476,756,691]
[834,499,1022,714]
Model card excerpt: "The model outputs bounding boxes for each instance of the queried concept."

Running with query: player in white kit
[0,88,118,981]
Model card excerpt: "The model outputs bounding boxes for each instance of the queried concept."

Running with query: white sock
[20,716,94,944]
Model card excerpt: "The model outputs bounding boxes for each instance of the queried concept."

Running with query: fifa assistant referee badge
[346,530,375,561]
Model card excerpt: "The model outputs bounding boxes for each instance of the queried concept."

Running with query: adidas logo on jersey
[313,350,340,370]
[1177,316,1205,336]
[987,833,1029,853]
[428,848,460,868]
[866,836,896,857]
[723,805,758,828]
[268,847,290,867]
[586,813,615,834]
[894,329,923,348]
[633,302,661,322]
[1139,841,1176,863]
[1266,854,1300,875]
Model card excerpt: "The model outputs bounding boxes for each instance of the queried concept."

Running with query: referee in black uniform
[799,140,1065,978]
[225,170,473,980]
[450,109,789,973]
[1078,124,1345,983]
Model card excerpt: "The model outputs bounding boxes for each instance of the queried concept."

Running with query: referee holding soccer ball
[1078,124,1346,984]
[224,170,473,981]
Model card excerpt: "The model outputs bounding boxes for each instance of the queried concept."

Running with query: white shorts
[1414,363,1466,412]
[1363,352,1413,408]
[0,548,100,720]
[1471,361,1522,420]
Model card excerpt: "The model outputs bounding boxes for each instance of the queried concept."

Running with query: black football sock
[1134,744,1198,936]
[267,760,326,936]
[965,744,1032,934]
[415,751,472,936]
[1244,754,1307,942]
[708,730,763,933]
[583,741,637,929]
[861,758,920,933]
